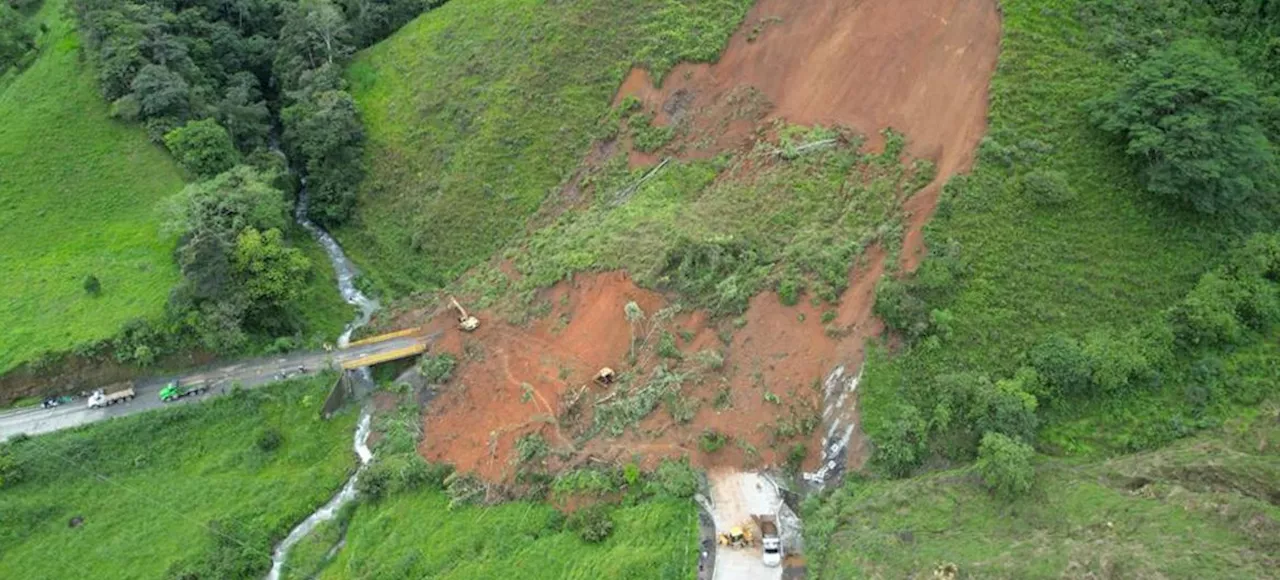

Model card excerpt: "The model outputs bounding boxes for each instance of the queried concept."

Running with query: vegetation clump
[975,432,1035,499]
[419,352,457,384]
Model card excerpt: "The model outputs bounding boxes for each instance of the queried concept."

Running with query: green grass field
[805,406,1280,578]
[340,0,754,294]
[859,0,1253,456]
[0,0,186,374]
[314,492,697,579]
[0,375,358,579]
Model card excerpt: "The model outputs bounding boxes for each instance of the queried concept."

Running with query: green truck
[159,381,208,402]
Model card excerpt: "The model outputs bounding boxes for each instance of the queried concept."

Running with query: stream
[264,184,381,580]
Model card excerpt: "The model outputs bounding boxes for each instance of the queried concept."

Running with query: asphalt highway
[0,335,426,441]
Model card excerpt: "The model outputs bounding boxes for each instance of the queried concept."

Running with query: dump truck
[758,515,782,567]
[87,383,135,408]
[159,380,208,402]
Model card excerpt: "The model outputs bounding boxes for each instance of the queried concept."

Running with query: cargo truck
[159,381,208,402]
[758,515,782,567]
[87,383,135,408]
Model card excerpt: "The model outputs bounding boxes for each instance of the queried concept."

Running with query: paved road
[0,335,427,441]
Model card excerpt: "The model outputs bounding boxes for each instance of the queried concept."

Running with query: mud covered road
[0,335,426,441]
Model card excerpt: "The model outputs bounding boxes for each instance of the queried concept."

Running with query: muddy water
[265,186,380,580]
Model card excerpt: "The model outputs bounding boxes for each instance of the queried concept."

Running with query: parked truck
[159,381,208,402]
[757,515,783,567]
[87,383,135,408]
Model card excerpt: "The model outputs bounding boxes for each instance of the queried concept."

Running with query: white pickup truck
[87,383,135,408]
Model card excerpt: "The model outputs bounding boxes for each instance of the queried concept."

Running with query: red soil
[418,0,1001,481]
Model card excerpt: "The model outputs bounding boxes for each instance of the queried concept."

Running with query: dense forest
[63,0,436,360]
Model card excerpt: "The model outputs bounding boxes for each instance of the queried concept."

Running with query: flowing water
[265,186,380,580]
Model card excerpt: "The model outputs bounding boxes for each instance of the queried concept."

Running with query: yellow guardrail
[346,327,423,347]
[340,343,427,369]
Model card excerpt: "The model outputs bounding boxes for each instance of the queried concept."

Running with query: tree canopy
[1088,39,1279,216]
[164,119,240,179]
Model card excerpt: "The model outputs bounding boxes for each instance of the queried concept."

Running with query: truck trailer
[87,383,135,408]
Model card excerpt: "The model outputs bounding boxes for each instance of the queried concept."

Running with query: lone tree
[1087,39,1278,216]
[976,431,1035,500]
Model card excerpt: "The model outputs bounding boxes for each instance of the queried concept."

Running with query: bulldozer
[449,296,480,332]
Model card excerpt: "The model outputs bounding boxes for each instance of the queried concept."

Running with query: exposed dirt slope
[617,0,1000,265]
[417,0,1001,481]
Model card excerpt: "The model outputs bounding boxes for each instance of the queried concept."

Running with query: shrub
[872,403,927,478]
[132,345,156,367]
[657,331,682,359]
[1171,271,1250,347]
[82,274,101,296]
[778,277,799,306]
[357,461,391,501]
[656,236,769,315]
[1020,169,1076,206]
[567,505,614,543]
[784,443,807,475]
[695,349,724,371]
[255,427,283,452]
[651,458,700,498]
[514,433,549,464]
[1028,334,1093,402]
[1086,39,1278,215]
[420,353,458,384]
[444,472,485,510]
[699,429,728,453]
[976,432,1035,500]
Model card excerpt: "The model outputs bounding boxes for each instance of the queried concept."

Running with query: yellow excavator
[717,523,754,548]
[449,296,480,331]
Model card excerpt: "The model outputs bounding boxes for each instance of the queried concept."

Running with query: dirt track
[418,0,1001,481]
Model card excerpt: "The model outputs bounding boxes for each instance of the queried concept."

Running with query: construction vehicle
[717,522,754,548]
[449,296,480,331]
[87,383,135,408]
[159,380,208,402]
[757,515,783,567]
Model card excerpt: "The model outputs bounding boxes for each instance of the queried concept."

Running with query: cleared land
[0,0,186,374]
[805,408,1280,578]
[0,375,358,579]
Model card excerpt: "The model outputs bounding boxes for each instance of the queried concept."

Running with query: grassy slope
[318,492,697,580]
[340,0,754,293]
[860,0,1233,454]
[806,407,1280,579]
[0,0,186,374]
[0,375,357,578]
